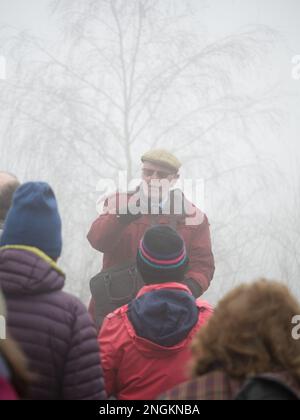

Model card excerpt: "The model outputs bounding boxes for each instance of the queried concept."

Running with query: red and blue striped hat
[136,225,189,284]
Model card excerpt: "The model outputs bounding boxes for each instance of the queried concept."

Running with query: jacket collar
[251,372,300,399]
[0,245,64,276]
[0,246,65,296]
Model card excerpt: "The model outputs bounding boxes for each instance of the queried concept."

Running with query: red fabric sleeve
[87,193,131,253]
[186,215,215,294]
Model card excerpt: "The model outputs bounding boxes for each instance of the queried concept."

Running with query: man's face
[141,162,179,198]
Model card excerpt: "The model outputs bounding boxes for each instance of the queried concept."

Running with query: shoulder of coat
[106,312,116,319]
[106,304,129,319]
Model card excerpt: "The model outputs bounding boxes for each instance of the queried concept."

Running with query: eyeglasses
[142,168,175,179]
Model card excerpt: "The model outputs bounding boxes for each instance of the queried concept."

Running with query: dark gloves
[183,277,203,298]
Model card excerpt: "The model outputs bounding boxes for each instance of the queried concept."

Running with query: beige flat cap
[141,149,181,172]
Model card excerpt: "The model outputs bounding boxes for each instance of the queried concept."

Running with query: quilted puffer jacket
[0,245,106,400]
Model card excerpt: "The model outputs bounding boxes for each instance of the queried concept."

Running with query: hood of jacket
[126,283,204,353]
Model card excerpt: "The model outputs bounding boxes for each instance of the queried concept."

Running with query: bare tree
[0,0,285,302]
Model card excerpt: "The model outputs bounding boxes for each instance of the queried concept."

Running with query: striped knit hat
[136,225,189,284]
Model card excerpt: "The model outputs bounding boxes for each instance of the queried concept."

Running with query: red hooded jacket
[98,282,213,400]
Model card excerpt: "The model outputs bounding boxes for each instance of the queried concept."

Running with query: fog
[0,0,299,305]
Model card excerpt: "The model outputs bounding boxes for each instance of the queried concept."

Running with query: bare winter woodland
[0,0,299,304]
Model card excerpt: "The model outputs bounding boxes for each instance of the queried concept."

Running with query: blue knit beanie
[0,182,62,259]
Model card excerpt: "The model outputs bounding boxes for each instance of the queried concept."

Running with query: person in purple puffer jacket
[0,182,106,400]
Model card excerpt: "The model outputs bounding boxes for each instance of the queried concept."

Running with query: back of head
[136,224,189,284]
[0,172,20,222]
[0,182,62,260]
[192,279,300,384]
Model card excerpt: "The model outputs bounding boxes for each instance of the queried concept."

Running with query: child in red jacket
[99,225,213,400]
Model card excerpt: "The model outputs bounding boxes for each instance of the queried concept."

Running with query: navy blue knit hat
[0,182,62,259]
[136,225,189,284]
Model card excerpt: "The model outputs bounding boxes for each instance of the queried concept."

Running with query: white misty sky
[0,0,299,168]
[198,0,300,174]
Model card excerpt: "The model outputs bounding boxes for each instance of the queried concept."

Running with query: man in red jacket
[98,225,213,400]
[87,149,215,319]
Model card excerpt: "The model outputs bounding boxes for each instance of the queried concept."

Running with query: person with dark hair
[161,279,300,400]
[0,172,20,239]
[99,225,213,400]
[0,182,106,400]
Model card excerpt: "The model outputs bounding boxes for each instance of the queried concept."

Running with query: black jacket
[236,374,300,400]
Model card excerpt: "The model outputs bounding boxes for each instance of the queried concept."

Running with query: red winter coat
[98,282,213,400]
[0,377,18,400]
[87,190,215,318]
